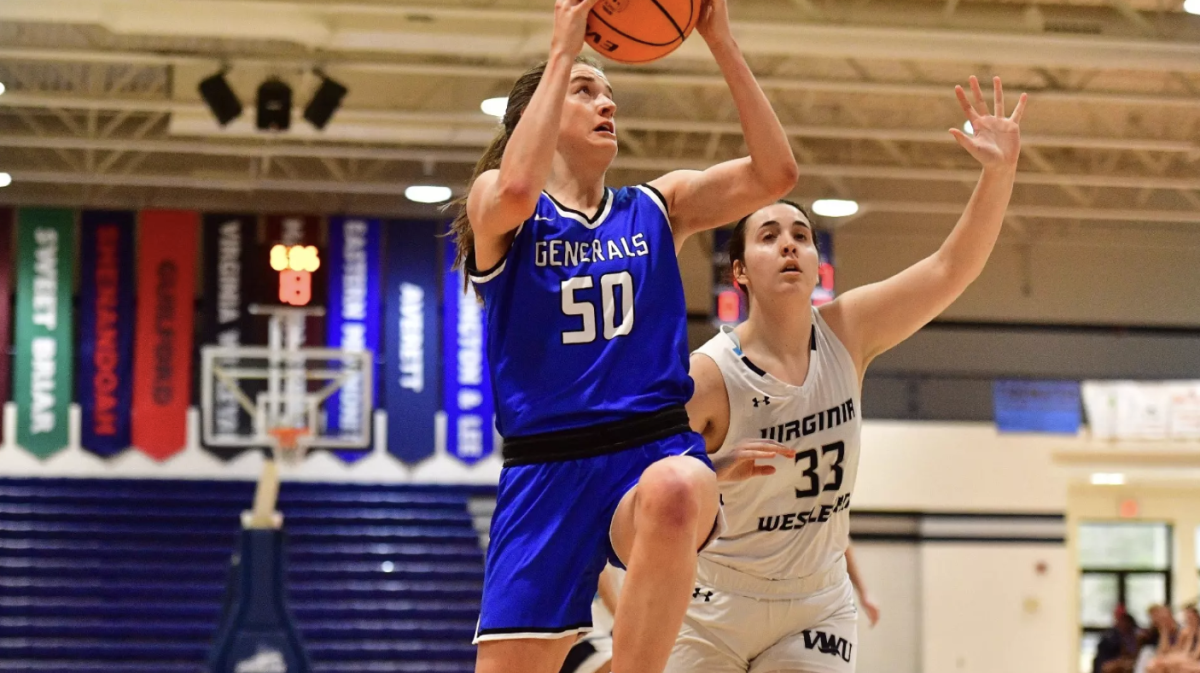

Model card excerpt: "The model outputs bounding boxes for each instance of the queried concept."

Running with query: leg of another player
[476,636,577,673]
[609,456,720,673]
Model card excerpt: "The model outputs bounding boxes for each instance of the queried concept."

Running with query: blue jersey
[469,185,693,438]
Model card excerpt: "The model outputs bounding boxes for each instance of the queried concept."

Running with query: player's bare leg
[609,456,719,673]
[475,635,576,673]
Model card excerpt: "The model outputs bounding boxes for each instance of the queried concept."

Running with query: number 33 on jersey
[467,186,694,440]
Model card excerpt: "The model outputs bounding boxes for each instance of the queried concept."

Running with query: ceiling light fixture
[481,97,508,119]
[405,185,453,204]
[812,199,860,218]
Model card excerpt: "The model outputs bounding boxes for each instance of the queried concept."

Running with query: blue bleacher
[0,478,488,673]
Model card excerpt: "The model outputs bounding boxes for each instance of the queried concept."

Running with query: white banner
[1083,381,1200,441]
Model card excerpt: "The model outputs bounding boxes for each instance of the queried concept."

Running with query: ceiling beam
[9,168,1200,224]
[4,136,1200,193]
[5,49,1200,111]
[2,1,1199,72]
[2,98,1192,155]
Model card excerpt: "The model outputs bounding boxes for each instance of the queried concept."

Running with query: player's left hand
[948,76,1026,173]
[861,595,882,628]
[712,439,795,482]
[696,0,733,44]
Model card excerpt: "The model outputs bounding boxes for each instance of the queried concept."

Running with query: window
[1078,522,1172,673]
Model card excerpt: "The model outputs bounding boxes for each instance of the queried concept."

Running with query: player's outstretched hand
[696,0,734,46]
[948,76,1026,173]
[712,439,795,483]
[551,0,603,56]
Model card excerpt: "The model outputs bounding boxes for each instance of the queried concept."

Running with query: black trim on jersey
[545,188,611,225]
[640,183,670,217]
[466,249,506,280]
[740,356,767,377]
[738,326,817,377]
[502,406,692,466]
[477,621,593,637]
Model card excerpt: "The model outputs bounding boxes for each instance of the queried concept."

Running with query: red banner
[0,209,12,443]
[132,210,198,460]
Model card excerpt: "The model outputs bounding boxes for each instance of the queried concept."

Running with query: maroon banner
[0,208,12,442]
[132,210,198,460]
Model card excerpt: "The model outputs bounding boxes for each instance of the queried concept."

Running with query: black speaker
[303,74,348,130]
[256,79,292,131]
[199,72,243,126]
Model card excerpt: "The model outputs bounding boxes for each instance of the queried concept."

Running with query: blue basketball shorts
[473,431,715,643]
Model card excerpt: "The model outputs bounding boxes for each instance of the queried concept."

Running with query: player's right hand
[552,0,603,56]
[712,439,795,482]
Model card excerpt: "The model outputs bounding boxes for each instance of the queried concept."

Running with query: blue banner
[442,235,494,465]
[326,217,381,462]
[993,380,1082,434]
[383,220,441,464]
[77,211,135,457]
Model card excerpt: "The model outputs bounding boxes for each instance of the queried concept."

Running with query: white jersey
[695,307,861,582]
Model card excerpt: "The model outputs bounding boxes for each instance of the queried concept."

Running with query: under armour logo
[693,587,713,602]
[753,396,771,407]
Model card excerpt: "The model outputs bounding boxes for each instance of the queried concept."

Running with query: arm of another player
[845,546,881,628]
[686,353,794,482]
[820,77,1027,375]
[467,0,601,252]
[649,0,799,252]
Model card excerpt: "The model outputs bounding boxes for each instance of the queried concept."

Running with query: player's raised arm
[649,0,799,251]
[463,0,601,260]
[821,76,1027,373]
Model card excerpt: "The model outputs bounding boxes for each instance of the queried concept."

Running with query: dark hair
[447,55,605,282]
[727,199,817,297]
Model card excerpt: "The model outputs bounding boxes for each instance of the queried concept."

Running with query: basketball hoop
[268,427,311,466]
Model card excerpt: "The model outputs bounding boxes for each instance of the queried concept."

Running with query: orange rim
[267,427,311,451]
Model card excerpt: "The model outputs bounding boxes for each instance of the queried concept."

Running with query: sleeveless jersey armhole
[467,221,524,285]
[693,333,745,459]
[634,184,671,232]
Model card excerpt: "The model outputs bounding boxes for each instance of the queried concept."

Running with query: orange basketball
[585,0,703,64]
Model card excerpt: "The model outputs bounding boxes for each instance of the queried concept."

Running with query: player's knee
[636,461,708,529]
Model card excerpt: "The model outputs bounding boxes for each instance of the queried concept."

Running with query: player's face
[737,203,819,299]
[559,65,618,159]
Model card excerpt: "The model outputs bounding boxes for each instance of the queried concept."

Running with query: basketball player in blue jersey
[448,0,798,672]
[668,77,1026,673]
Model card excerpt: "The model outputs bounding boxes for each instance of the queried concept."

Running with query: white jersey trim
[473,625,593,644]
[634,184,669,224]
[545,188,614,230]
[467,223,522,285]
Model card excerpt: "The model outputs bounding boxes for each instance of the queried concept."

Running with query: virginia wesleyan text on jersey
[468,186,693,439]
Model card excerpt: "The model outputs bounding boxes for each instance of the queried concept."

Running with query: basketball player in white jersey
[667,76,1027,673]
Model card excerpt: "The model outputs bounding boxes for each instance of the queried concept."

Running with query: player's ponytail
[447,55,605,283]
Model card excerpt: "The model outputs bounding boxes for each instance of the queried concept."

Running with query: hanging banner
[442,237,494,465]
[992,380,1081,434]
[0,209,13,444]
[77,211,136,457]
[383,220,440,464]
[14,208,74,458]
[201,214,259,461]
[325,217,381,462]
[132,210,198,460]
[1083,381,1200,441]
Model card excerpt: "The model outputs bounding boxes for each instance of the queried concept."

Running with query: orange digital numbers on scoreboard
[271,244,320,306]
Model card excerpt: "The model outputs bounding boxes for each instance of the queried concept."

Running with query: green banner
[15,209,74,457]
